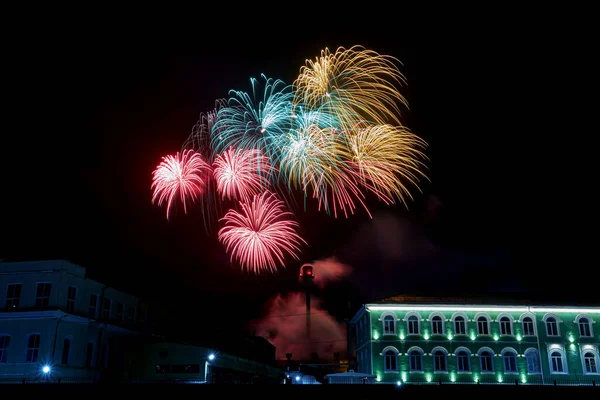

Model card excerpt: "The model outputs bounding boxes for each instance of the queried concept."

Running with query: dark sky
[3,26,595,339]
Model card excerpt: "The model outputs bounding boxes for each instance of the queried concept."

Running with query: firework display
[151,45,428,273]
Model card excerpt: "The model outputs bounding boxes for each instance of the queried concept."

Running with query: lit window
[409,349,423,372]
[383,348,398,371]
[550,351,565,373]
[546,317,559,336]
[503,351,517,373]
[407,316,419,335]
[477,316,490,335]
[579,318,592,337]
[431,316,443,335]
[480,351,494,373]
[457,350,470,372]
[583,352,598,374]
[522,317,535,336]
[500,317,512,336]
[454,316,466,335]
[433,349,447,372]
[525,349,540,373]
[383,315,395,335]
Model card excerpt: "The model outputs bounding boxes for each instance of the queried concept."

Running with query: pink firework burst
[212,147,273,203]
[151,149,211,219]
[218,191,306,273]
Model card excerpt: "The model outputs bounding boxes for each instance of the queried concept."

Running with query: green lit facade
[350,300,600,385]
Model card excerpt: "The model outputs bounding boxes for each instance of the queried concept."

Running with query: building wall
[351,305,600,385]
[0,260,148,381]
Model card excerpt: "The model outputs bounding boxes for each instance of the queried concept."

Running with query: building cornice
[366,305,600,314]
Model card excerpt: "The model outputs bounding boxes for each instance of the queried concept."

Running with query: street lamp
[208,354,215,361]
[42,365,51,374]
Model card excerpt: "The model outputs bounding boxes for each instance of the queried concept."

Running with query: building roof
[369,293,600,307]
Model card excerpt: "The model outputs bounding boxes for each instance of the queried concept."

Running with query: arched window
[456,349,471,372]
[0,335,10,363]
[522,317,535,336]
[549,351,566,373]
[582,351,598,375]
[432,348,448,372]
[544,316,559,336]
[407,315,419,335]
[477,316,490,335]
[382,347,399,371]
[408,347,423,372]
[479,349,494,373]
[499,316,512,336]
[454,316,466,335]
[525,349,541,374]
[383,315,396,335]
[578,317,592,337]
[502,349,518,373]
[61,337,71,365]
[431,316,443,335]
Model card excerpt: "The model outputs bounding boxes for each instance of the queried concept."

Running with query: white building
[0,260,148,382]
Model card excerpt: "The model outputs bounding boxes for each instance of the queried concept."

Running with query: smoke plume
[311,256,352,288]
[250,292,346,360]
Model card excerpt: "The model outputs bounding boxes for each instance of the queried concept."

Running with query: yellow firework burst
[343,124,429,207]
[293,45,408,130]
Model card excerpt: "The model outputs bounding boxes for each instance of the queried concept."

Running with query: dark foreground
[0,384,598,399]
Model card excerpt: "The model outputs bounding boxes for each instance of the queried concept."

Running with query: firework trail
[151,149,211,219]
[218,191,306,273]
[213,147,273,203]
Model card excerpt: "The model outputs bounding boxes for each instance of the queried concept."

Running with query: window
[100,344,109,368]
[525,349,541,373]
[583,352,598,374]
[127,305,136,322]
[383,315,395,335]
[431,316,443,335]
[499,317,512,336]
[522,317,535,336]
[66,286,77,313]
[85,342,94,367]
[116,302,124,320]
[480,351,494,373]
[454,316,466,335]
[477,316,489,335]
[89,294,98,319]
[456,350,470,372]
[550,351,565,373]
[102,298,111,320]
[384,350,397,371]
[503,351,517,373]
[35,283,51,308]
[579,318,592,337]
[433,349,447,372]
[5,284,22,309]
[62,338,71,365]
[0,335,10,363]
[546,317,559,336]
[407,315,419,335]
[409,350,423,372]
[26,334,40,362]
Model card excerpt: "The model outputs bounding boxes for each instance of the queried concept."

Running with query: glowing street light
[42,365,51,374]
[208,354,215,361]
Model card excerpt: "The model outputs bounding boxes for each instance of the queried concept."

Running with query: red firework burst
[212,147,272,203]
[218,191,306,273]
[151,149,211,219]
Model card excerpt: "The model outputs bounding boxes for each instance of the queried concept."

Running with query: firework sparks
[343,124,429,207]
[218,191,306,273]
[213,147,273,203]
[294,45,407,130]
[151,149,211,219]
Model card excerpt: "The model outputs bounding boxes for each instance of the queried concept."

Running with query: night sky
[4,27,595,342]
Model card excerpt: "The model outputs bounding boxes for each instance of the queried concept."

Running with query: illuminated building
[350,295,600,386]
[0,260,149,382]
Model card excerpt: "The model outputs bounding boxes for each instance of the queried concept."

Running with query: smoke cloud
[249,292,346,361]
[311,256,352,288]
